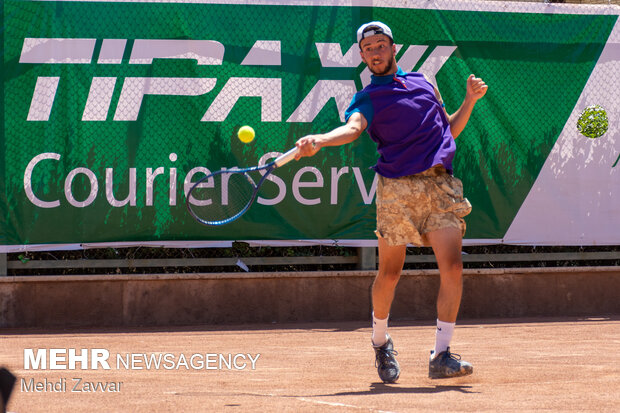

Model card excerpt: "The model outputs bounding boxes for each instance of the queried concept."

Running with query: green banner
[1,1,617,249]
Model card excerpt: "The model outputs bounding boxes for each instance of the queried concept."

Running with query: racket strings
[188,171,257,224]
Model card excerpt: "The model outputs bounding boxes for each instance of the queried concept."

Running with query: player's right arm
[294,111,367,159]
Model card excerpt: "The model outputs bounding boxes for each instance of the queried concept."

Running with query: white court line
[297,396,398,412]
[235,390,398,412]
[163,388,398,411]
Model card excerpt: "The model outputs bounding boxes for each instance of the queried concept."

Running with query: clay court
[2,316,619,412]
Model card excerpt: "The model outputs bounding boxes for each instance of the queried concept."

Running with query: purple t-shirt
[345,67,456,177]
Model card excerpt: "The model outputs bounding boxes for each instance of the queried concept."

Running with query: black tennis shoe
[428,347,473,379]
[373,334,400,383]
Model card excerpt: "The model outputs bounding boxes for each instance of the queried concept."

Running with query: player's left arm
[434,74,488,139]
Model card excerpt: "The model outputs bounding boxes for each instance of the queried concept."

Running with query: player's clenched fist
[466,74,488,101]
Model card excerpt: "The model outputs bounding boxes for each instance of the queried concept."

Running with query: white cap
[357,21,393,44]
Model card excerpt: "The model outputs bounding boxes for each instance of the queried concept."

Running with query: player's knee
[451,259,463,274]
[440,260,463,284]
[377,269,401,284]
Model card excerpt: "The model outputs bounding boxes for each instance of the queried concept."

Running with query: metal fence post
[0,253,7,276]
[356,247,377,270]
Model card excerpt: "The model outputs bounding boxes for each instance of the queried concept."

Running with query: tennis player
[295,21,487,381]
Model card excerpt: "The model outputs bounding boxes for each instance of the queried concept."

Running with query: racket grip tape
[274,147,299,167]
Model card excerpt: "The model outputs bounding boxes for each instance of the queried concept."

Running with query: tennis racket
[186,147,299,226]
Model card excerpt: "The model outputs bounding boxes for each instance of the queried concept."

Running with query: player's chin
[370,63,391,76]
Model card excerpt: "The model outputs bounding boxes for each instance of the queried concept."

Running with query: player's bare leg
[373,237,407,321]
[426,226,463,323]
[370,237,406,382]
[425,226,473,378]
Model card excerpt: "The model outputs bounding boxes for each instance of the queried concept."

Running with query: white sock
[371,312,389,347]
[433,319,455,359]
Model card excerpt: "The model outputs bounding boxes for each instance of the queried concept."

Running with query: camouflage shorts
[375,165,472,246]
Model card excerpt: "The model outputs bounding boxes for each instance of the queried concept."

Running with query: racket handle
[274,147,299,167]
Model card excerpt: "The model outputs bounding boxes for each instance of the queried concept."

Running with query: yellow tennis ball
[237,126,255,143]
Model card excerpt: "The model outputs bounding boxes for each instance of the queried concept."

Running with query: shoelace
[443,348,461,361]
[375,348,399,368]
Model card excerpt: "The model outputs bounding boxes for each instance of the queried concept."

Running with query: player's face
[359,34,397,76]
